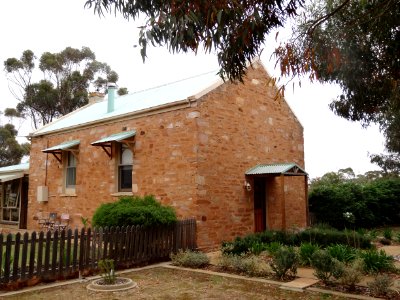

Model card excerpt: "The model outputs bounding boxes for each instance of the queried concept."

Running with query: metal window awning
[0,173,24,183]
[91,130,136,158]
[42,140,80,163]
[245,163,307,176]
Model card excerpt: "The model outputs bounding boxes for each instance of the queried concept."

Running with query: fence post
[59,229,65,278]
[66,229,72,276]
[51,230,59,278]
[37,231,45,277]
[72,228,79,272]
[85,228,91,270]
[78,228,85,272]
[3,234,12,283]
[20,232,29,281]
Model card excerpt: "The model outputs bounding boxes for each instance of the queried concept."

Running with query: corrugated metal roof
[0,173,24,183]
[0,163,29,174]
[42,140,80,153]
[32,70,222,136]
[91,130,136,145]
[245,163,307,175]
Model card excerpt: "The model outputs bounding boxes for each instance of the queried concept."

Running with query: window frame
[64,151,77,194]
[117,143,133,192]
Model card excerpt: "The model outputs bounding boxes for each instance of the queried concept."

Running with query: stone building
[27,61,308,249]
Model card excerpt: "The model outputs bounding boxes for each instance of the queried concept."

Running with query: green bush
[92,195,177,227]
[250,242,268,255]
[309,177,400,229]
[265,242,283,256]
[222,227,371,255]
[311,250,344,284]
[327,244,357,263]
[269,246,298,280]
[298,228,371,249]
[360,249,395,273]
[170,250,209,268]
[383,228,393,240]
[299,243,320,266]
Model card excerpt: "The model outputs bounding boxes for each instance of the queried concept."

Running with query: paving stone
[280,277,319,292]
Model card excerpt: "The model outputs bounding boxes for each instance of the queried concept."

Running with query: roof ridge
[126,70,218,97]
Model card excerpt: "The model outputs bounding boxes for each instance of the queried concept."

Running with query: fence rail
[0,219,196,288]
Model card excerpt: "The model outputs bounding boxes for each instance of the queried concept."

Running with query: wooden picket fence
[0,219,196,287]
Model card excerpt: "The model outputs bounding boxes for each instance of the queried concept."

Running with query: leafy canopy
[274,0,400,169]
[0,122,30,167]
[4,47,123,129]
[85,0,303,81]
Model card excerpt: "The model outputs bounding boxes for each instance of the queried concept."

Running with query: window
[118,144,133,192]
[65,152,76,189]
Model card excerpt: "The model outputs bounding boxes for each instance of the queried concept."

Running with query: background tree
[0,110,30,167]
[4,47,122,129]
[274,0,400,172]
[84,0,303,81]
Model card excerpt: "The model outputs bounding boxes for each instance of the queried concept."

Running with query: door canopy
[245,163,307,176]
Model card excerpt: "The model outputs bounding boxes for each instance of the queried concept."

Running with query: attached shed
[0,163,29,229]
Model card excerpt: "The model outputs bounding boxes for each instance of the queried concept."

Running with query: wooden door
[254,177,266,232]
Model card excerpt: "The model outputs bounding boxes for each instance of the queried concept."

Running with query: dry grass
[3,267,347,300]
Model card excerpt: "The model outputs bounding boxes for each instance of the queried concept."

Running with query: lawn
[3,267,347,300]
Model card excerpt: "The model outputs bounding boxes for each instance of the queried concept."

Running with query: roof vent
[107,83,116,113]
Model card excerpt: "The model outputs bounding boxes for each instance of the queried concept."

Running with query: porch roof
[42,140,80,153]
[245,163,307,176]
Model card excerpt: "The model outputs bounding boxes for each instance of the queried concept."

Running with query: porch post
[280,174,286,229]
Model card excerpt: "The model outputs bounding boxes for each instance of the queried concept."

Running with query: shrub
[298,228,371,249]
[98,259,116,284]
[368,229,378,240]
[92,195,177,227]
[338,259,363,291]
[299,243,320,266]
[360,249,395,273]
[383,228,393,240]
[250,242,268,255]
[218,254,271,277]
[397,232,400,243]
[170,250,209,268]
[367,274,394,297]
[270,246,298,280]
[311,250,344,284]
[327,244,357,263]
[265,242,283,256]
[221,227,371,256]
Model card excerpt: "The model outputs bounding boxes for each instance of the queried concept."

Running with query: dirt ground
[3,267,348,300]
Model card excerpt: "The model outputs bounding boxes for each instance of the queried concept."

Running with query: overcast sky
[0,0,386,178]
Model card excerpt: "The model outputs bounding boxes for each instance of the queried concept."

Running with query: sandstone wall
[194,62,306,249]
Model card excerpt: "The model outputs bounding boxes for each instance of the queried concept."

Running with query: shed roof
[32,70,222,136]
[245,163,307,176]
[0,163,29,174]
[0,163,29,183]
